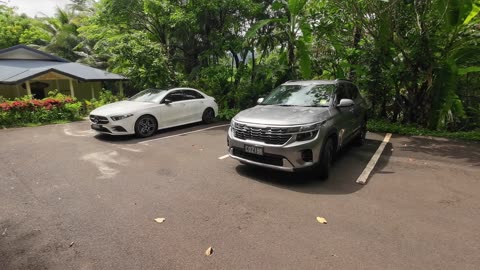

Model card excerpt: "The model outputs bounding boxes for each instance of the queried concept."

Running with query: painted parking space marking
[218,154,230,160]
[118,147,143,153]
[64,128,95,137]
[138,124,230,145]
[356,133,392,185]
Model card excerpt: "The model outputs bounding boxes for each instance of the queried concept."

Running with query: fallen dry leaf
[316,217,327,224]
[154,218,166,223]
[205,246,214,256]
[69,242,75,247]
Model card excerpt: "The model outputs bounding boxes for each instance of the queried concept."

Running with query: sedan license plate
[244,145,263,155]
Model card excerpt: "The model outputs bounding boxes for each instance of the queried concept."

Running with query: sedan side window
[184,90,205,100]
[163,91,185,103]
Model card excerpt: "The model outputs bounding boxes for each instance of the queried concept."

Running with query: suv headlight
[299,123,322,132]
[111,114,133,121]
[295,121,324,141]
[296,130,319,141]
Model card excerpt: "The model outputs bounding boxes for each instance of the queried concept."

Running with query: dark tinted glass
[184,90,204,100]
[336,83,351,103]
[164,91,185,102]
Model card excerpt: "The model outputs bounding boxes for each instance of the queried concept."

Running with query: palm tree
[246,0,313,79]
[40,7,84,61]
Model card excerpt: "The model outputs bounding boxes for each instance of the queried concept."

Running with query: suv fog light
[297,130,318,141]
[301,149,313,162]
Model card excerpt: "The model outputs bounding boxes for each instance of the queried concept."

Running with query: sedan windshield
[129,89,167,103]
[261,84,335,107]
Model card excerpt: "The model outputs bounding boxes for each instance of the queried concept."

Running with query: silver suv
[227,79,367,179]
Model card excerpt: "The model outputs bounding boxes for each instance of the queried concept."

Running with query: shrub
[368,119,480,141]
[0,95,82,128]
[218,108,241,120]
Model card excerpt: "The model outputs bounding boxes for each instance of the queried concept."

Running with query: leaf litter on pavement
[316,217,328,224]
[154,218,166,223]
[205,246,214,256]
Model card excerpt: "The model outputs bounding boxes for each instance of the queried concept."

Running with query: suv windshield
[129,89,167,103]
[261,84,335,107]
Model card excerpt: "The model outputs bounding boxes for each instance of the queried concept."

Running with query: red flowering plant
[0,94,84,128]
[0,102,12,111]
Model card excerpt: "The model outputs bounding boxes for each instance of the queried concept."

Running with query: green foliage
[84,90,124,113]
[0,5,33,48]
[2,0,480,134]
[218,108,241,120]
[368,119,480,141]
[0,95,83,128]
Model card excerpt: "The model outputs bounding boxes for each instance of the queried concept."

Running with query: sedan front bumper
[89,115,136,135]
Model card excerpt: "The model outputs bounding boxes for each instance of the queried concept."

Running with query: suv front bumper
[227,127,324,172]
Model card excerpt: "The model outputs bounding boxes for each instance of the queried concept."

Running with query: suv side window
[163,91,185,103]
[335,83,352,104]
[348,83,359,100]
[184,90,205,100]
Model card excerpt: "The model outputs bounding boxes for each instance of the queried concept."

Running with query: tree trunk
[349,26,362,80]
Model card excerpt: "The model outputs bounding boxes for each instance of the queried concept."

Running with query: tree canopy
[1,0,480,131]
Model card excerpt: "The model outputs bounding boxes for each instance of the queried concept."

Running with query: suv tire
[318,138,334,180]
[354,121,367,146]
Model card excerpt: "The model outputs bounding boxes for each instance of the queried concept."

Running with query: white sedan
[89,88,218,137]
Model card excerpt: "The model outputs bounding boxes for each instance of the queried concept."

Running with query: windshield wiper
[275,104,296,107]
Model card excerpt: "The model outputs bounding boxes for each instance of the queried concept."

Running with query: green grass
[368,119,480,141]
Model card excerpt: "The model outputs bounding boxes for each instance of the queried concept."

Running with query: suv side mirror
[164,98,172,105]
[337,98,354,107]
[257,97,264,104]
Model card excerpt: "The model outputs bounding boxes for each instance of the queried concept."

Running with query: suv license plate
[91,124,102,129]
[244,145,263,155]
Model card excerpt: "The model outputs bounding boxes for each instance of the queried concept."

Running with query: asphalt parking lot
[1,121,479,270]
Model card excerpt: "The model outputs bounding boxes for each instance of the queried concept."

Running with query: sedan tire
[134,115,158,138]
[202,108,215,124]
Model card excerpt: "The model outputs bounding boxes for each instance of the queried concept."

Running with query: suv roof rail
[335,78,353,82]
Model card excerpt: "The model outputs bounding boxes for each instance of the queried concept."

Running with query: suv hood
[90,101,157,116]
[233,105,331,126]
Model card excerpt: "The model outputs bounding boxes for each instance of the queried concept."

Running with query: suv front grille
[90,115,109,124]
[233,124,291,145]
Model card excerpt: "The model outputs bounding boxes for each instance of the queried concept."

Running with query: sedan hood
[90,101,157,116]
[233,105,332,126]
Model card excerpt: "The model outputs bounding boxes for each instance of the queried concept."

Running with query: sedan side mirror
[164,98,172,105]
[257,97,264,104]
[337,98,355,107]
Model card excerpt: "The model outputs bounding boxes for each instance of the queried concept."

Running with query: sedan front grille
[90,115,109,124]
[233,124,291,145]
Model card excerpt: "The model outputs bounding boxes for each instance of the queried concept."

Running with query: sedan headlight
[111,114,133,121]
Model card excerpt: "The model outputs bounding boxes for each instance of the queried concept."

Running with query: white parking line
[356,133,392,185]
[138,124,230,144]
[218,154,230,160]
